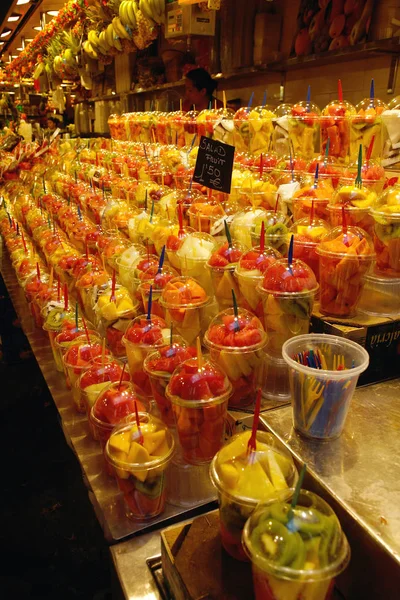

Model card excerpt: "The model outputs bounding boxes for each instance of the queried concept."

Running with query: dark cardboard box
[311,305,400,386]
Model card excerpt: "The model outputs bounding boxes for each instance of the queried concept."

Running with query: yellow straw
[223,91,227,110]
[196,336,203,370]
[179,98,183,111]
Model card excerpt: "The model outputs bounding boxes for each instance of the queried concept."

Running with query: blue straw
[157,245,166,274]
[77,205,82,221]
[288,234,294,275]
[370,78,375,107]
[188,134,197,156]
[306,85,311,112]
[261,90,267,108]
[247,92,254,113]
[313,163,319,188]
[147,285,153,320]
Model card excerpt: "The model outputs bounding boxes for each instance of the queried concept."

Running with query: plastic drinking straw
[144,189,148,212]
[310,199,315,225]
[63,283,69,311]
[133,399,144,445]
[157,246,166,274]
[143,144,150,166]
[338,79,343,103]
[259,154,264,179]
[147,285,153,321]
[196,336,203,370]
[261,90,267,109]
[306,85,311,112]
[231,289,240,332]
[118,362,127,390]
[170,324,173,347]
[110,269,117,303]
[77,205,82,221]
[82,316,91,345]
[289,148,294,181]
[223,91,227,110]
[247,388,262,454]
[324,138,330,167]
[313,163,319,189]
[149,197,155,223]
[178,203,184,236]
[36,262,41,281]
[247,92,255,113]
[224,219,232,248]
[287,464,307,523]
[188,134,197,156]
[42,176,46,193]
[260,221,265,253]
[179,98,183,111]
[16,222,20,236]
[370,78,375,107]
[355,144,363,188]
[274,194,280,214]
[101,338,106,374]
[366,135,375,163]
[288,234,294,276]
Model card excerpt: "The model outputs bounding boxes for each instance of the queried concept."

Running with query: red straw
[36,262,41,281]
[63,283,69,311]
[207,188,212,201]
[260,221,265,253]
[57,277,61,302]
[134,400,143,445]
[259,154,263,179]
[21,231,27,253]
[247,389,262,455]
[82,316,91,345]
[118,361,127,389]
[110,269,116,303]
[338,79,343,103]
[178,203,184,236]
[310,199,315,225]
[366,135,375,163]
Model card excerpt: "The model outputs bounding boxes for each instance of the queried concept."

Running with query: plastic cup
[288,114,320,160]
[292,197,330,222]
[371,212,400,278]
[283,334,369,439]
[262,350,291,402]
[177,232,217,295]
[258,259,318,357]
[63,337,107,412]
[166,357,232,465]
[210,431,298,561]
[242,490,351,599]
[234,246,282,314]
[327,204,374,237]
[204,308,267,409]
[290,218,331,282]
[54,327,97,378]
[320,115,351,162]
[105,414,175,520]
[316,226,376,317]
[207,259,246,312]
[358,273,400,317]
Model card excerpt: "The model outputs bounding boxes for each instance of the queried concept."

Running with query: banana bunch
[139,0,165,25]
[119,1,138,30]
[82,40,98,60]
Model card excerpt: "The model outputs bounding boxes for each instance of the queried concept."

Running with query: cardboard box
[311,305,400,386]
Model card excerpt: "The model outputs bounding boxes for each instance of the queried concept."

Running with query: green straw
[231,289,240,332]
[287,463,307,523]
[224,219,232,248]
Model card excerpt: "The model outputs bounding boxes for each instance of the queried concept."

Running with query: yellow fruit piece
[109,431,131,455]
[152,438,171,459]
[117,297,135,313]
[219,463,240,488]
[143,430,166,455]
[265,295,282,315]
[217,432,250,464]
[127,441,150,464]
[101,302,118,321]
[263,450,288,491]
[235,460,275,499]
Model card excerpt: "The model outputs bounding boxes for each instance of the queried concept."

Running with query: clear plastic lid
[204,307,267,351]
[248,105,277,120]
[79,356,131,391]
[242,489,350,580]
[106,413,175,470]
[144,338,197,376]
[123,315,169,346]
[332,183,378,208]
[316,225,375,258]
[290,218,331,245]
[176,232,217,261]
[355,97,387,116]
[166,356,232,403]
[139,264,178,291]
[371,183,400,217]
[210,430,297,503]
[236,245,282,276]
[290,101,321,118]
[342,160,385,182]
[261,258,318,294]
[92,381,140,425]
[115,244,147,271]
[95,285,138,321]
[322,100,356,117]
[207,240,247,269]
[64,339,109,367]
[161,276,209,308]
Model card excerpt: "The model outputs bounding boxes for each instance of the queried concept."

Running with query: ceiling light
[17,0,31,5]
[17,47,23,51]
[1,29,12,38]
[47,11,59,16]
[8,14,22,23]
[0,42,4,46]
[33,26,42,31]
[25,38,33,42]
[11,55,18,59]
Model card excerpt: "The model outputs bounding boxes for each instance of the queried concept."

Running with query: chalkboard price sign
[193,136,235,194]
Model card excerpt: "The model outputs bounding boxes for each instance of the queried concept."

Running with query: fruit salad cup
[316,226,376,317]
[242,490,350,600]
[160,277,214,345]
[370,185,400,277]
[63,338,109,412]
[291,178,334,223]
[95,285,138,357]
[307,156,344,190]
[144,338,196,427]
[166,356,232,464]
[204,309,267,409]
[78,356,131,439]
[207,241,246,311]
[115,244,147,290]
[239,173,278,211]
[248,106,276,155]
[210,431,297,561]
[42,302,76,369]
[320,99,355,162]
[290,218,331,282]
[341,160,385,195]
[251,212,291,257]
[231,208,268,249]
[165,225,196,273]
[90,383,146,476]
[75,267,109,323]
[137,264,178,320]
[235,246,281,314]
[176,232,217,295]
[258,258,318,358]
[328,182,378,236]
[54,322,97,377]
[105,414,175,520]
[288,102,320,160]
[349,98,387,162]
[187,200,226,237]
[122,315,171,402]
[234,107,251,153]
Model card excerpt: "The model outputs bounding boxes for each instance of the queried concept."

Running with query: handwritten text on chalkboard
[193,136,235,194]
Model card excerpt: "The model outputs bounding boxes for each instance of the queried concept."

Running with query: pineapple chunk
[109,431,131,455]
[217,432,250,464]
[219,463,240,489]
[236,461,275,499]
[143,430,166,456]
